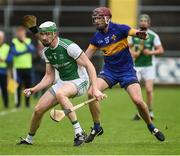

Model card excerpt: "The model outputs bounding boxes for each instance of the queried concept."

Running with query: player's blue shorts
[98,67,139,89]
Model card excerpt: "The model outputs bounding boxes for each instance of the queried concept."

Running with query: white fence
[155,57,180,84]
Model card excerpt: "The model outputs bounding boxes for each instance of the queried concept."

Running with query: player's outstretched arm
[128,28,149,40]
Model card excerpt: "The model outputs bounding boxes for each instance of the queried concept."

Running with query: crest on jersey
[111,34,117,41]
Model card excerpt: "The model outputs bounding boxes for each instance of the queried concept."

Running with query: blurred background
[0,1,180,154]
[0,0,180,109]
[0,0,180,84]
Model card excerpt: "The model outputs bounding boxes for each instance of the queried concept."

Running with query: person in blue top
[10,26,35,108]
[85,7,165,143]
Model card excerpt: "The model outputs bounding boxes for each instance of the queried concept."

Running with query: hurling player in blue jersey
[85,7,165,143]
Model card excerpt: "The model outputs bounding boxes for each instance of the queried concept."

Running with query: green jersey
[130,29,161,67]
[42,37,88,81]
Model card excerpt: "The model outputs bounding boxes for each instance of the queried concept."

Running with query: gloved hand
[136,31,149,40]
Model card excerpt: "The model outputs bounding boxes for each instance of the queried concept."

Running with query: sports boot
[17,137,33,145]
[85,127,103,143]
[73,131,86,146]
[151,128,165,141]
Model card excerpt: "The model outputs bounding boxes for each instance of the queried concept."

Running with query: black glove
[136,31,148,40]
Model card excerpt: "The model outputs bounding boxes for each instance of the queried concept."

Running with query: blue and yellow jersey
[89,22,134,73]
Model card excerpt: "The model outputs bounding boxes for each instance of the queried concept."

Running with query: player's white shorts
[135,66,155,81]
[49,78,89,97]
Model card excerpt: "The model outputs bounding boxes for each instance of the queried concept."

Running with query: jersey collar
[50,37,59,50]
[101,21,113,34]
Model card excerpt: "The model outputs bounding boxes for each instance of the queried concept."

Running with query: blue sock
[148,123,155,132]
[94,122,101,130]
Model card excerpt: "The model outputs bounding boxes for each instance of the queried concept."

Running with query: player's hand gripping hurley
[50,94,107,122]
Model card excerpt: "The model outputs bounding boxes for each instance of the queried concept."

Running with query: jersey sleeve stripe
[59,40,68,49]
[75,51,83,60]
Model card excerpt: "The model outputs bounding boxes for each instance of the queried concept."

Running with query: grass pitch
[0,87,180,155]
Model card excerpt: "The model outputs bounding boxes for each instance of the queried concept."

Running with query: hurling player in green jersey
[18,20,104,146]
[129,14,164,120]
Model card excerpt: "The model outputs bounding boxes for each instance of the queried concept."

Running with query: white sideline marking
[0,108,18,116]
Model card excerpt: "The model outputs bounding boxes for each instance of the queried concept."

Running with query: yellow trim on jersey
[88,44,98,50]
[100,38,128,56]
[128,28,137,36]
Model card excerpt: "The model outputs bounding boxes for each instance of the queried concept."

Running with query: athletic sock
[93,122,101,131]
[26,133,34,143]
[147,123,156,132]
[149,108,153,114]
[148,109,154,118]
[72,120,83,135]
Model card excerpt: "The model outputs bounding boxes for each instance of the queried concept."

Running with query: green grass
[0,87,180,155]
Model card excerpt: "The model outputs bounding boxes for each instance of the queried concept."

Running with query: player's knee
[34,106,44,117]
[146,88,153,94]
[56,91,68,107]
[56,91,66,100]
[132,96,143,106]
